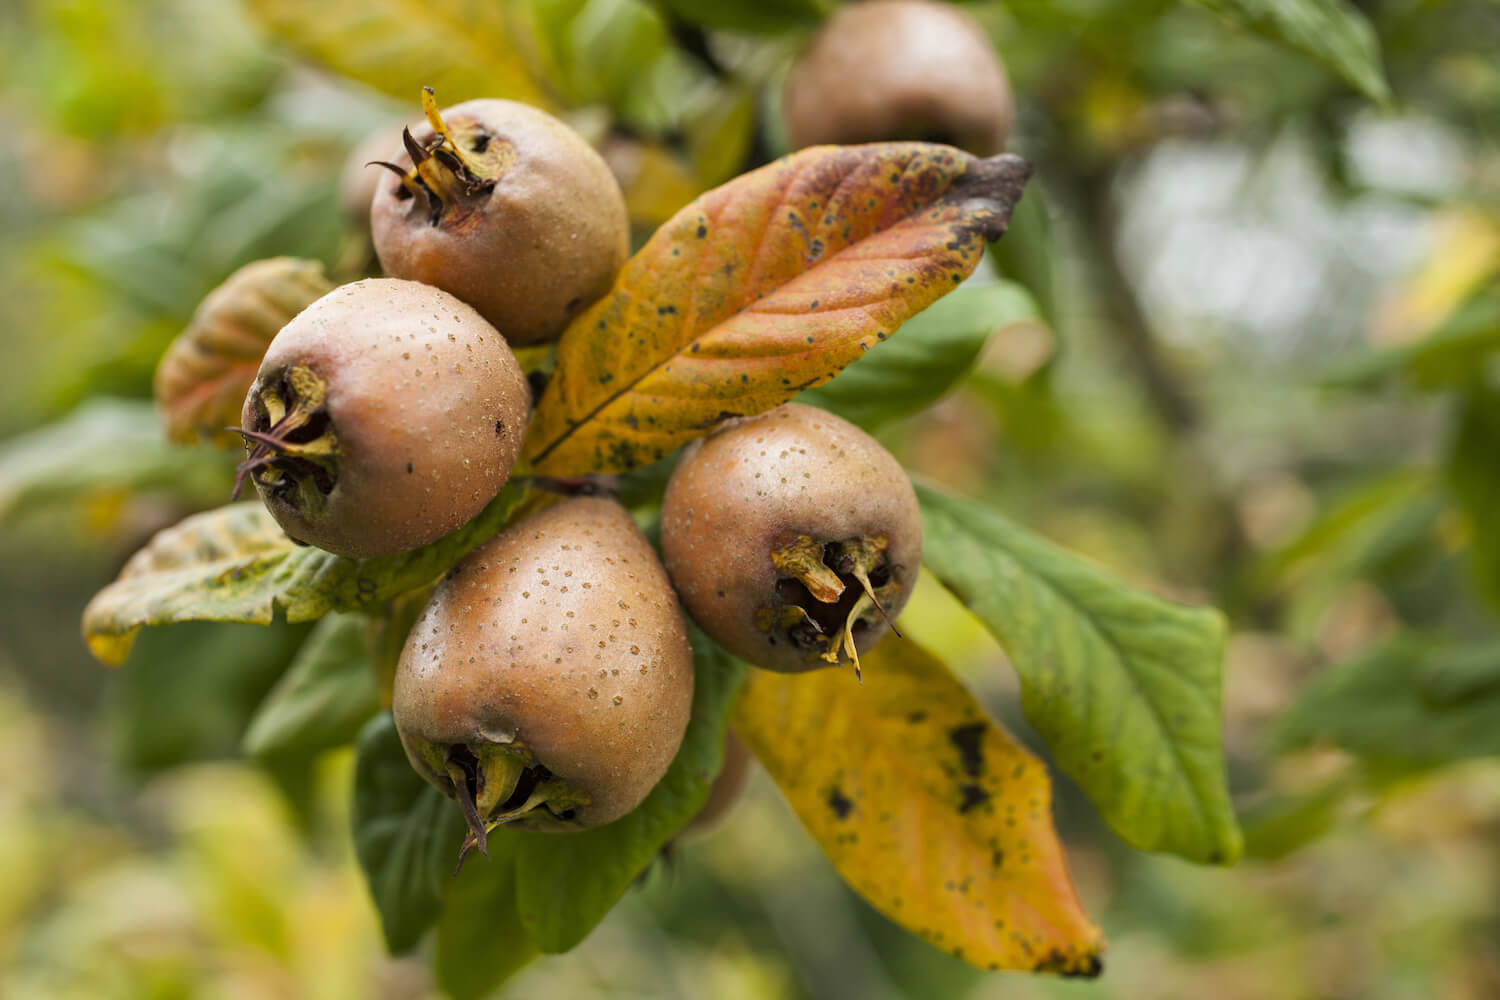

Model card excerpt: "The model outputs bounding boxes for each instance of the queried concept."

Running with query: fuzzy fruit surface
[370,98,629,346]
[393,497,695,834]
[784,0,1013,156]
[240,278,530,559]
[661,403,921,673]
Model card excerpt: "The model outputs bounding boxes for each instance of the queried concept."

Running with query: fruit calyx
[761,533,903,680]
[370,87,517,228]
[437,739,590,870]
[232,364,340,513]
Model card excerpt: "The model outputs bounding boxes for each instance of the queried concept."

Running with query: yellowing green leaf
[523,144,1031,474]
[247,0,552,110]
[82,483,526,666]
[155,258,332,449]
[733,635,1104,976]
[918,485,1243,866]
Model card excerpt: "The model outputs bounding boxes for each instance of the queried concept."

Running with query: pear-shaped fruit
[393,497,695,850]
[784,0,1014,156]
[370,89,629,345]
[660,403,921,677]
[237,277,530,559]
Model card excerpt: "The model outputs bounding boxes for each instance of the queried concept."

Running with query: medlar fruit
[370,89,629,345]
[660,403,921,677]
[393,497,695,852]
[784,0,1014,156]
[237,277,530,559]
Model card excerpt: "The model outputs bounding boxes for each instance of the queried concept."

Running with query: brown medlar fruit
[237,277,530,559]
[392,497,695,852]
[784,0,1014,156]
[370,89,629,345]
[660,403,921,677]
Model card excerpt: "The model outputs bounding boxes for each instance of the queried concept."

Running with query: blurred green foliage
[2,0,1500,996]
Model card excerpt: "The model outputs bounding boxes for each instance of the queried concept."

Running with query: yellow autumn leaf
[733,635,1104,976]
[248,0,553,110]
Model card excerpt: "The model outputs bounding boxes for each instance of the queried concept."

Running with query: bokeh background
[3,0,1500,997]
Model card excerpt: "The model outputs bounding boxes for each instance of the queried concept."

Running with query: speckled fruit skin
[393,497,695,830]
[660,403,921,672]
[241,278,530,559]
[784,0,1013,156]
[370,98,629,346]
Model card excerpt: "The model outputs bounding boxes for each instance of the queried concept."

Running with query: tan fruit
[393,497,695,845]
[660,403,921,676]
[784,0,1014,156]
[237,278,530,559]
[370,90,629,345]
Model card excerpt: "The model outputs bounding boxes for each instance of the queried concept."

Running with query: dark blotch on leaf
[950,722,986,778]
[958,783,990,813]
[827,786,853,819]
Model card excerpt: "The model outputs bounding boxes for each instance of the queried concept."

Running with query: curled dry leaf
[522,142,1031,475]
[733,634,1105,976]
[154,258,333,447]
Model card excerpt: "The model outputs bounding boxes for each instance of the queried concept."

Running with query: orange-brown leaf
[732,635,1104,976]
[154,258,332,447]
[523,143,1030,474]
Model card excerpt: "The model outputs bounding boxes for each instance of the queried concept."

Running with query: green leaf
[653,0,828,33]
[987,187,1059,330]
[114,619,311,774]
[0,399,232,525]
[1246,468,1440,595]
[917,484,1242,865]
[82,482,528,666]
[512,626,747,952]
[352,713,467,954]
[1240,777,1353,860]
[1276,634,1500,772]
[1447,386,1500,612]
[436,833,539,999]
[799,281,1040,431]
[1193,0,1389,102]
[1321,286,1500,391]
[246,0,552,109]
[243,612,381,759]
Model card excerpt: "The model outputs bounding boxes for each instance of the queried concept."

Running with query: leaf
[0,399,232,525]
[114,619,311,774]
[799,281,1040,431]
[1193,0,1389,102]
[154,258,332,448]
[523,144,1032,475]
[352,713,467,954]
[512,627,747,952]
[917,484,1242,865]
[242,612,381,759]
[653,0,828,33]
[435,832,538,1000]
[1447,386,1500,612]
[733,635,1104,975]
[1321,285,1500,392]
[1275,634,1500,773]
[987,187,1059,330]
[82,482,527,666]
[247,0,552,109]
